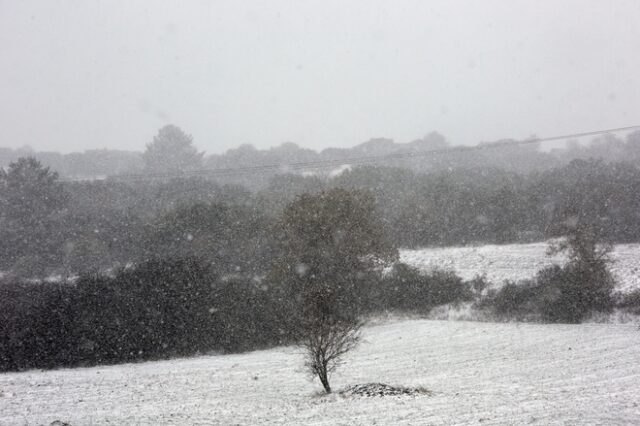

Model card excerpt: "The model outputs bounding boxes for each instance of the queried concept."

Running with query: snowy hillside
[2,319,639,425]
[401,242,640,292]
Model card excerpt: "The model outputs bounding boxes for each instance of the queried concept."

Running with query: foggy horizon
[2,0,640,154]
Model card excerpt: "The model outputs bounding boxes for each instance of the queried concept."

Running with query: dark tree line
[278,159,640,248]
[1,154,639,279]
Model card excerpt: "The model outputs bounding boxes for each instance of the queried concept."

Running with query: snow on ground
[401,242,640,292]
[2,319,639,425]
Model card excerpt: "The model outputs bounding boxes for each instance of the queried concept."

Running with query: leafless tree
[302,310,363,393]
[271,188,398,393]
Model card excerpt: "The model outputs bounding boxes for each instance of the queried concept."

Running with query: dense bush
[0,258,295,372]
[210,277,296,352]
[480,262,616,324]
[478,280,542,321]
[375,263,475,313]
[70,258,222,364]
[536,264,614,323]
[478,220,617,323]
[617,289,640,315]
[0,281,76,371]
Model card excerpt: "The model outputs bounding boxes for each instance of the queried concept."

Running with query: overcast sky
[1,0,639,154]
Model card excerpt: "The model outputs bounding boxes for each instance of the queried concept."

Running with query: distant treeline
[2,127,639,182]
[0,147,143,179]
[0,155,639,278]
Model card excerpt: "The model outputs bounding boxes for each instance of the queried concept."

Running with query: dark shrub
[541,211,616,323]
[212,277,295,353]
[536,262,615,324]
[478,279,542,321]
[618,289,640,314]
[0,257,298,372]
[0,281,77,371]
[479,262,615,324]
[481,221,617,324]
[379,263,473,313]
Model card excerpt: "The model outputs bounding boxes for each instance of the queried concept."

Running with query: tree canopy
[143,125,204,174]
[0,157,69,276]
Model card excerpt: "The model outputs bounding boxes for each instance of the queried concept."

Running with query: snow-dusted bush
[378,263,475,314]
[618,289,640,315]
[477,279,542,321]
[478,221,617,323]
[479,263,615,324]
[0,257,297,372]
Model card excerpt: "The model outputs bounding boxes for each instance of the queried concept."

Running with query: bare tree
[302,310,363,393]
[271,188,397,393]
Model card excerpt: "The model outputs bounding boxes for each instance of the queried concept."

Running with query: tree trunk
[318,369,331,393]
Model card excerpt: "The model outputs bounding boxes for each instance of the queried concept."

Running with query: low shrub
[478,279,542,321]
[617,289,640,315]
[479,263,616,323]
[378,263,474,313]
[536,263,615,323]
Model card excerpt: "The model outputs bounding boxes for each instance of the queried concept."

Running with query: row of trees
[1,153,639,278]
[4,125,640,182]
[0,156,274,277]
[328,160,640,247]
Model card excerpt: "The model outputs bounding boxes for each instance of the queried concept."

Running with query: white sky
[1,0,639,154]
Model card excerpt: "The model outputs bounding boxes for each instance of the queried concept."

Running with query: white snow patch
[401,242,640,292]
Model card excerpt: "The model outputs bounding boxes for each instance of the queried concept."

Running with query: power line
[68,125,640,183]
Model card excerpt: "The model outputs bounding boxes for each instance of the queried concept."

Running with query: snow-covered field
[401,242,640,292]
[2,319,639,425]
